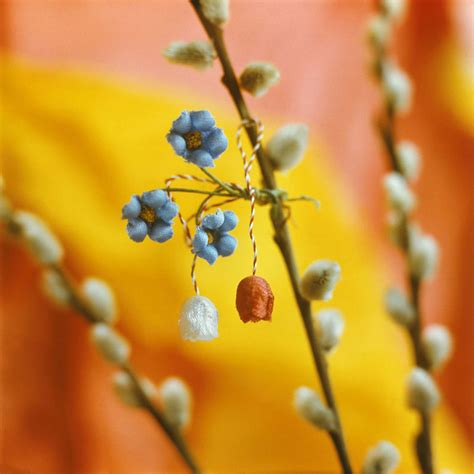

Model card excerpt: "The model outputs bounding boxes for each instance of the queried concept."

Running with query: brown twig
[189,2,352,472]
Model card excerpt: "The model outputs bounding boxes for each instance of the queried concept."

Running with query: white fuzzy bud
[409,230,439,279]
[293,386,336,431]
[382,62,412,114]
[367,14,392,50]
[239,62,280,97]
[383,172,416,214]
[300,260,341,301]
[160,377,191,429]
[362,441,400,474]
[112,371,158,408]
[266,123,309,172]
[384,287,415,327]
[41,269,70,306]
[179,296,218,341]
[314,309,345,353]
[422,324,453,371]
[407,368,440,413]
[81,277,117,324]
[201,0,229,26]
[396,141,421,181]
[14,211,63,264]
[90,323,130,365]
[381,0,407,22]
[162,40,216,70]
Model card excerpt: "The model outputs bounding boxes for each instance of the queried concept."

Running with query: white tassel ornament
[179,296,218,341]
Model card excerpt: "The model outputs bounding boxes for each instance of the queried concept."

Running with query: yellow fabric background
[1,57,471,472]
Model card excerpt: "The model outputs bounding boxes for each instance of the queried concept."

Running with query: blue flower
[192,210,238,265]
[122,190,178,243]
[167,110,228,168]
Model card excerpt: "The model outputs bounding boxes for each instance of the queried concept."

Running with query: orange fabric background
[1,1,473,472]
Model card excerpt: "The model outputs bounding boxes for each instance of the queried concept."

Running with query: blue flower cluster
[193,210,238,265]
[167,110,228,168]
[122,190,178,243]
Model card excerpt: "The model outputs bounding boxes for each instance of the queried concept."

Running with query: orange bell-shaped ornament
[236,275,274,323]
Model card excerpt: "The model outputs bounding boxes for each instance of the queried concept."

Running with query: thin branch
[3,214,201,474]
[189,2,352,472]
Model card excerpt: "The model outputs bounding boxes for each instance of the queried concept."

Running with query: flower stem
[378,93,434,474]
[52,264,202,474]
[2,209,201,474]
[190,2,352,472]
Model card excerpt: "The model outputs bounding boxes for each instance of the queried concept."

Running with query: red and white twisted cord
[236,118,264,275]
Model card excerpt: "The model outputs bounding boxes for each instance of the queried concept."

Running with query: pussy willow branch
[375,57,433,474]
[3,215,201,474]
[378,112,433,474]
[190,2,352,472]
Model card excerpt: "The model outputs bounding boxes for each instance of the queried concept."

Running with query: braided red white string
[236,118,264,275]
[165,174,214,295]
[165,174,213,247]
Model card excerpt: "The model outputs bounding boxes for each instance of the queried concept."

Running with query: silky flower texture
[192,209,238,265]
[167,110,228,168]
[122,190,178,243]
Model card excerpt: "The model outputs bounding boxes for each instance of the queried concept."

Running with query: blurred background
[1,0,472,472]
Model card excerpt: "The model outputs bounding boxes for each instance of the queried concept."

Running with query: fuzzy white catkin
[201,0,229,26]
[300,260,341,301]
[82,277,117,324]
[179,296,218,341]
[162,40,216,70]
[293,386,336,431]
[14,211,64,264]
[315,309,345,353]
[160,377,191,429]
[381,0,407,22]
[362,441,400,474]
[409,230,439,279]
[367,14,391,50]
[384,287,414,327]
[382,62,412,114]
[266,123,309,172]
[90,323,130,365]
[422,324,453,371]
[113,371,158,408]
[383,172,416,214]
[407,367,440,413]
[42,269,70,306]
[239,62,280,97]
[396,141,422,181]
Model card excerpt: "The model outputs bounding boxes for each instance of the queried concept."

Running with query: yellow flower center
[139,205,156,224]
[184,130,202,150]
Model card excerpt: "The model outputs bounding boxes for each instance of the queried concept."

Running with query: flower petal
[141,189,167,209]
[203,128,228,158]
[202,209,225,230]
[121,195,141,219]
[192,228,209,253]
[149,221,174,243]
[219,210,238,232]
[214,234,237,257]
[126,218,148,242]
[171,111,192,134]
[158,200,179,223]
[190,110,215,131]
[189,149,214,168]
[167,133,187,156]
[197,245,219,265]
